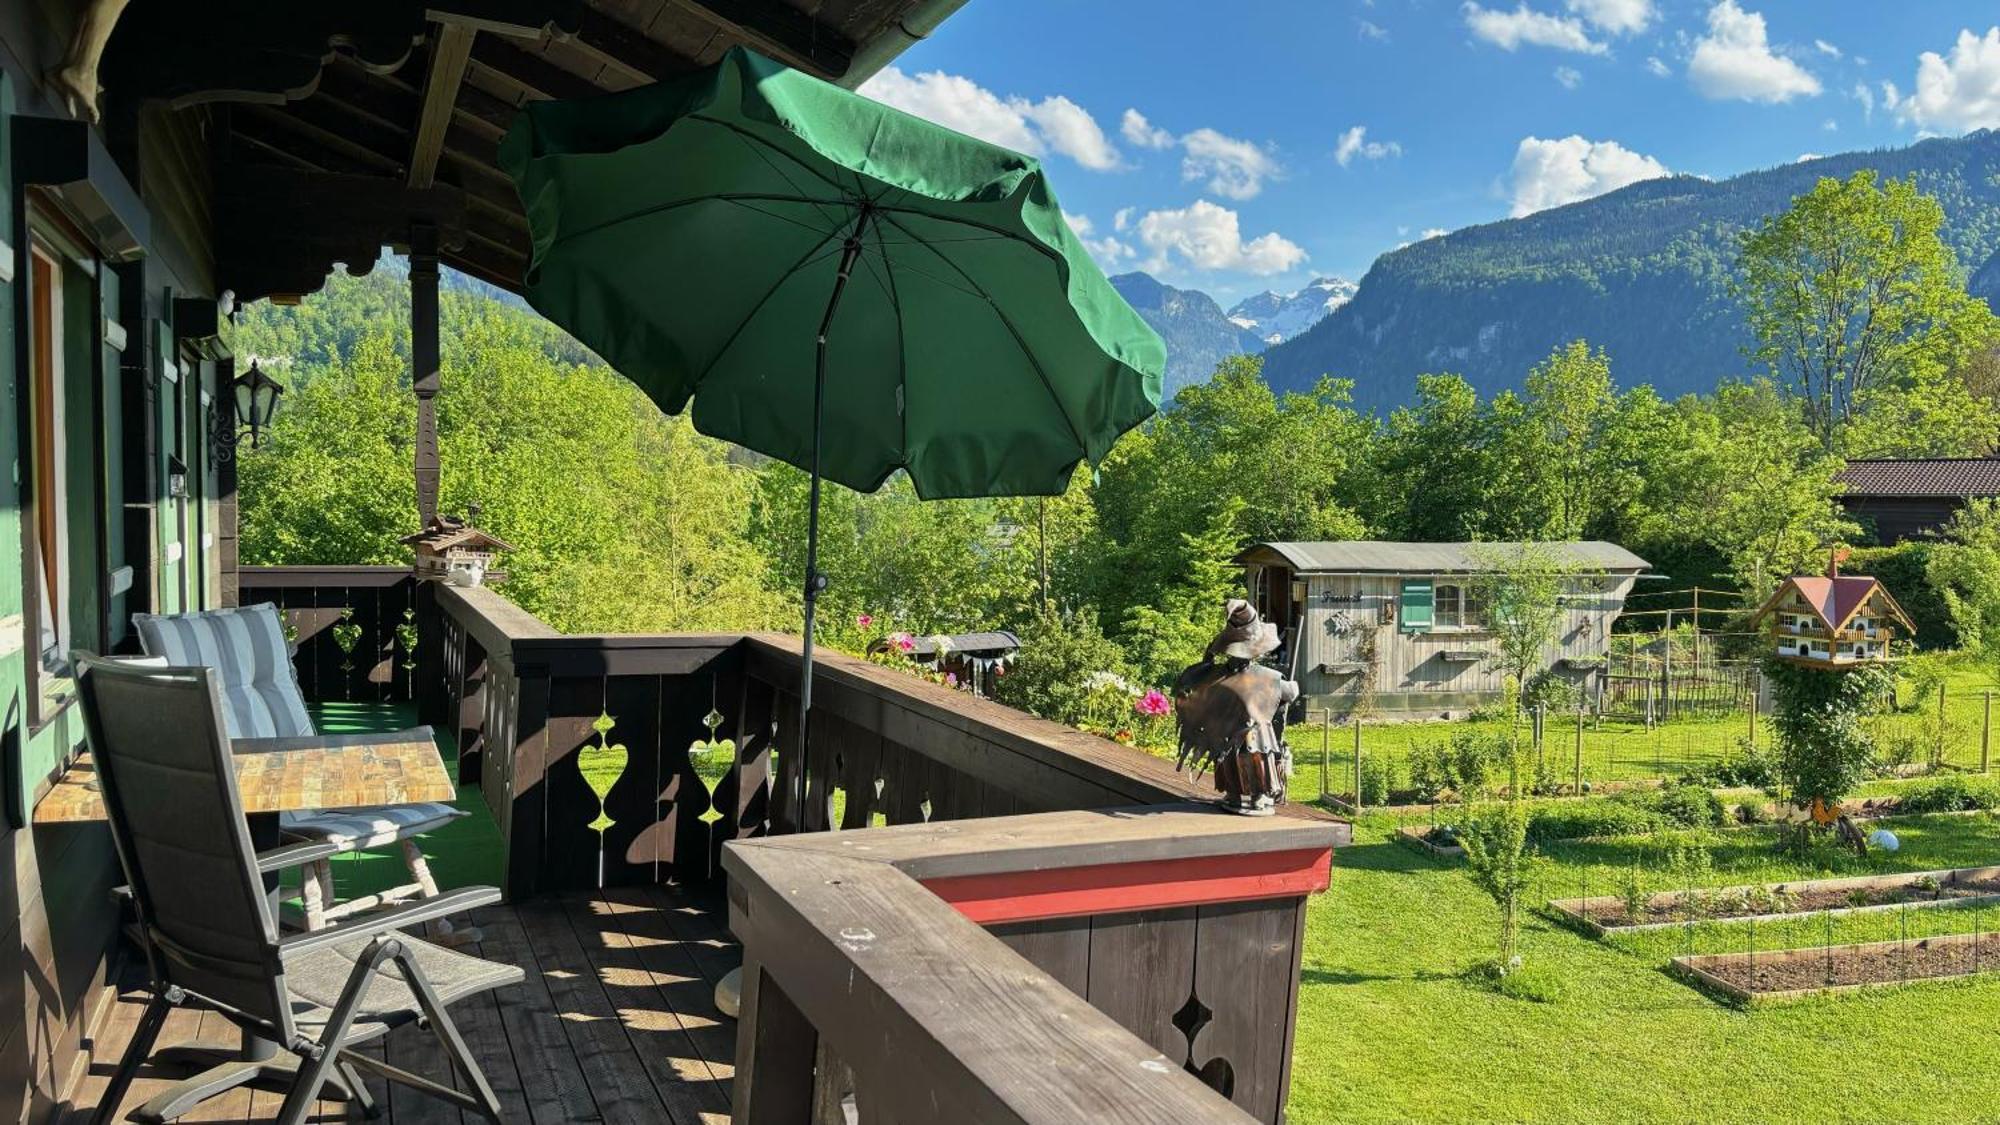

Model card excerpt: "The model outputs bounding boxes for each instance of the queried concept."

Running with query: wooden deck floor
[64,885,739,1124]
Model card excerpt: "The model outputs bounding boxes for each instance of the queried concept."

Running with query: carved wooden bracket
[215,166,467,303]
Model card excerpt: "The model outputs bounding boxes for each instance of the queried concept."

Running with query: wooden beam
[469,36,600,102]
[552,7,700,87]
[667,0,855,80]
[410,23,477,188]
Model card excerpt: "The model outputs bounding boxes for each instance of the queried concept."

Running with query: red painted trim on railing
[922,846,1334,925]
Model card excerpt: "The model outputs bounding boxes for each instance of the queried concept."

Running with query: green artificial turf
[1287,810,2000,1122]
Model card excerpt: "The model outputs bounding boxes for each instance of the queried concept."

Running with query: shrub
[1685,739,1779,790]
[1409,729,1508,802]
[1896,774,2000,814]
[1522,671,1583,715]
[991,607,1134,730]
[1357,754,1391,806]
[1527,800,1659,843]
[1651,783,1727,829]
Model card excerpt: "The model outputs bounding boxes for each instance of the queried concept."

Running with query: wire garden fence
[1300,681,1998,812]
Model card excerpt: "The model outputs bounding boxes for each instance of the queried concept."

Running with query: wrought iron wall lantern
[209,360,283,463]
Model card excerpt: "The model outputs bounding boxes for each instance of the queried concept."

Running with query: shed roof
[1236,541,1649,575]
[1836,459,2000,498]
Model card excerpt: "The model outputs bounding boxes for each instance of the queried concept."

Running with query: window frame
[22,235,75,727]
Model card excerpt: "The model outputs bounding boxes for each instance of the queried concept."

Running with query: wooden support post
[410,223,442,525]
[734,959,817,1125]
[1318,712,1329,802]
[1352,717,1363,813]
[1574,707,1584,796]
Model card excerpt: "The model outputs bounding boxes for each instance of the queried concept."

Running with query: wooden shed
[1237,541,1650,716]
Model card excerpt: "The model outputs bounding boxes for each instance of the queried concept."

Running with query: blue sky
[862,1,2000,305]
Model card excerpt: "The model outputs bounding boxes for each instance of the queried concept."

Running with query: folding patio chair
[132,604,475,940]
[76,656,523,1125]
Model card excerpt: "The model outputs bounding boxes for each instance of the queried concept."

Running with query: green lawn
[1288,810,2000,1122]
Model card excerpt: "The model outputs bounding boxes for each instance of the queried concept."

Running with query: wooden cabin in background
[1836,458,2000,545]
[1237,541,1650,717]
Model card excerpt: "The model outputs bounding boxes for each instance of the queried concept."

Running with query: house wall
[1292,572,1638,716]
[0,14,227,1117]
[1840,496,1970,546]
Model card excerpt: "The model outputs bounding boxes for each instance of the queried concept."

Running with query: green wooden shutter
[1400,578,1434,633]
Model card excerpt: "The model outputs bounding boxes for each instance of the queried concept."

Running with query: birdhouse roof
[399,517,513,553]
[1751,574,1913,635]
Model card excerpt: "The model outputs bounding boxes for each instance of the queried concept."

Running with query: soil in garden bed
[1697,933,2000,993]
[1576,875,2000,927]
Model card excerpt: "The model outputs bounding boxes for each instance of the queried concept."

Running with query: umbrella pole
[795,215,870,831]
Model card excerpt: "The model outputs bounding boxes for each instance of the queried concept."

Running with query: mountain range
[1109,272,1355,397]
[1120,130,2000,413]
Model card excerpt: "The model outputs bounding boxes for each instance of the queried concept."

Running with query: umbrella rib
[876,211,1089,462]
[687,113,857,232]
[871,205,1069,272]
[867,214,912,470]
[690,223,853,389]
[547,193,853,249]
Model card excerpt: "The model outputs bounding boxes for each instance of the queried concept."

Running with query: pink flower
[945,672,960,688]
[856,613,874,630]
[1136,689,1171,717]
[894,633,915,653]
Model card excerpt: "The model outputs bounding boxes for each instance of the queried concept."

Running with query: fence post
[1319,711,1330,800]
[1984,692,1992,775]
[1353,717,1364,814]
[1573,707,1584,796]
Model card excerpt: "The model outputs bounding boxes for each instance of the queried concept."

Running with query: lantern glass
[231,363,284,447]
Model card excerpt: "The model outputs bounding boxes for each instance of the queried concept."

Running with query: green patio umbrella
[499,46,1164,807]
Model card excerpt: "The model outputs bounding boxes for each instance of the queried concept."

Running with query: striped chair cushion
[131,604,315,739]
[281,803,466,849]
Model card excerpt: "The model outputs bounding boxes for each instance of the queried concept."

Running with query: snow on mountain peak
[1226,276,1358,346]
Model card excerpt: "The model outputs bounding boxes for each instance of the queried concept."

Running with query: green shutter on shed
[1400,578,1434,633]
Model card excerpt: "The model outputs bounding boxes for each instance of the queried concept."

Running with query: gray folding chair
[76,656,522,1124]
[132,604,474,940]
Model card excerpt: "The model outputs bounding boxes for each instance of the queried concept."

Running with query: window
[1434,584,1464,628]
[25,242,72,717]
[1399,578,1434,633]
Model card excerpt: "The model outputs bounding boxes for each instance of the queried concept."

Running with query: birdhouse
[401,515,512,587]
[1750,552,1914,668]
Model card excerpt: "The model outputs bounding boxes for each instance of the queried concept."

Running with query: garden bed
[1673,930,2000,1003]
[1549,866,2000,935]
[1394,823,1464,859]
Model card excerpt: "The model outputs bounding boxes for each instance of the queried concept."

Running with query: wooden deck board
[61,892,734,1124]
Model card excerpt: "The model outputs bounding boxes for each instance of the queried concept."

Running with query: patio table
[32,726,457,1107]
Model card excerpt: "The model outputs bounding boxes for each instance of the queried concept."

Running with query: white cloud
[1566,0,1653,35]
[1646,56,1672,77]
[1064,211,1136,268]
[1022,96,1121,171]
[1793,153,1822,163]
[1508,134,1671,216]
[1462,3,1606,54]
[1686,1,1821,103]
[860,67,1123,170]
[1120,108,1176,150]
[1180,128,1282,200]
[1334,125,1403,166]
[1135,200,1308,276]
[1891,27,2000,133]
[1422,227,1450,239]
[1358,18,1390,41]
[1853,81,1876,120]
[1814,39,1842,59]
[1113,207,1135,232]
[1554,65,1583,89]
[1822,117,1838,131]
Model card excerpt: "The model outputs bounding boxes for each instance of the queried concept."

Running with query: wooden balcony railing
[726,807,1338,1123]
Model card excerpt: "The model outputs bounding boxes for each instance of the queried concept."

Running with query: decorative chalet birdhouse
[401,514,512,588]
[1750,549,1914,668]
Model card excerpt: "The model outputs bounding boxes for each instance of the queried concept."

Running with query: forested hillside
[1262,130,2000,411]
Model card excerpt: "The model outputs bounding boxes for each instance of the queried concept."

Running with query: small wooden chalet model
[1751,555,1914,667]
[401,515,512,587]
